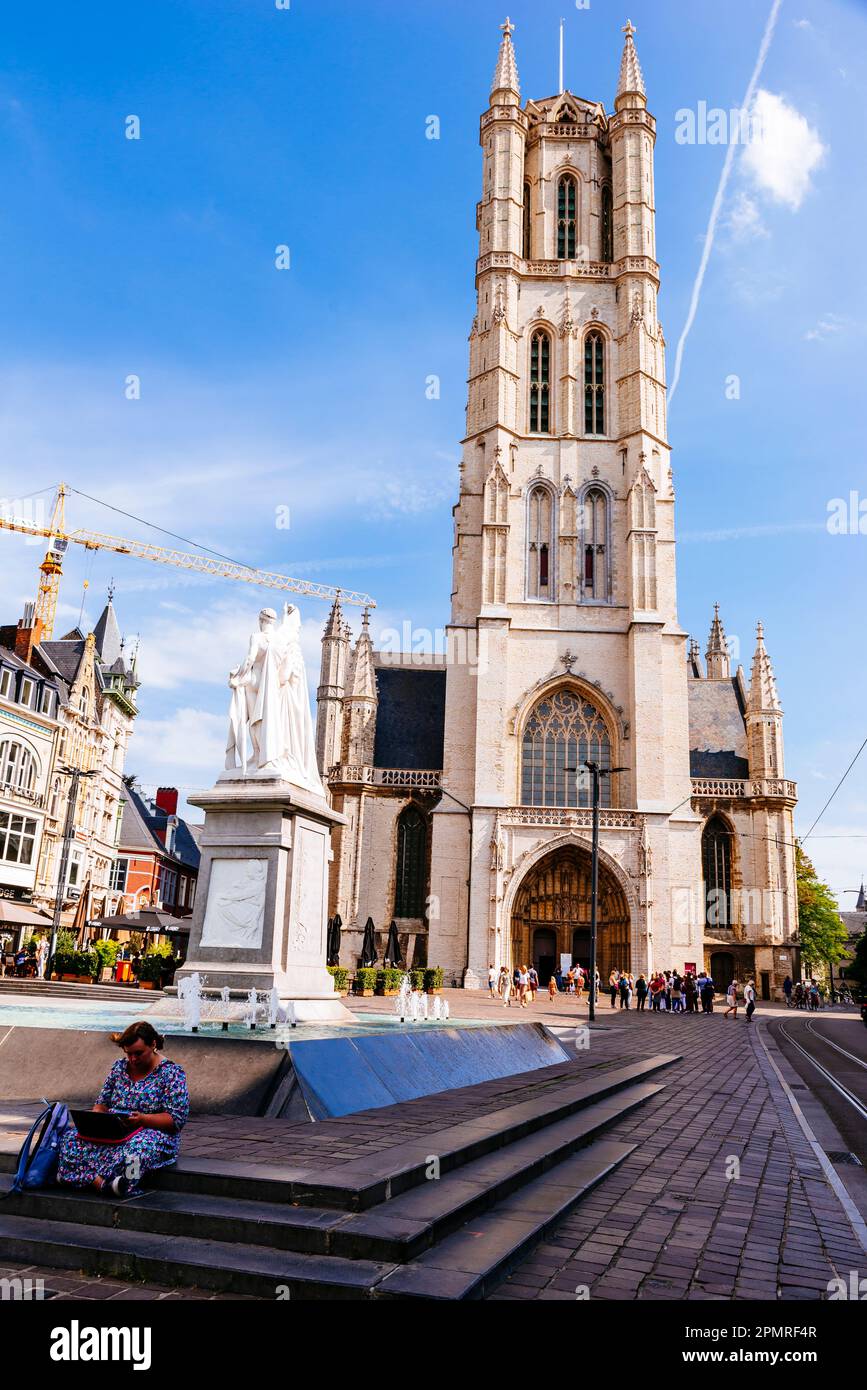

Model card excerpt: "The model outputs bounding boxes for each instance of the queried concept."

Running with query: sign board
[560,953,572,975]
[684,961,697,975]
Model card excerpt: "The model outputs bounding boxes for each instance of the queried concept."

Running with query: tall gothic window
[394,805,427,918]
[702,815,732,928]
[584,331,605,435]
[523,181,532,260]
[529,330,551,434]
[582,488,608,601]
[601,185,613,262]
[527,485,555,600]
[521,690,612,808]
[557,176,577,260]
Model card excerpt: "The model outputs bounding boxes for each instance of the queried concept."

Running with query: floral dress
[58,1058,189,1192]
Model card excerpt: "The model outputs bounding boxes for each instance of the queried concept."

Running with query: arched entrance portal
[512,845,630,985]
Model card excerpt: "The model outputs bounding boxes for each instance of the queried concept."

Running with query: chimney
[155,787,179,817]
[15,602,44,665]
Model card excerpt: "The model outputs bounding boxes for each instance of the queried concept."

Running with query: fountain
[177,973,203,1032]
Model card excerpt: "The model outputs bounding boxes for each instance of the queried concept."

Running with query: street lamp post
[48,766,96,968]
[583,762,627,1023]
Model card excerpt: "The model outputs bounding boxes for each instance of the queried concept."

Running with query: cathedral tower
[429,18,704,984]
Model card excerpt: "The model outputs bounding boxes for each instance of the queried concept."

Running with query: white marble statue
[224,603,324,794]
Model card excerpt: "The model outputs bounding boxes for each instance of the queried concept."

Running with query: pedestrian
[574,968,584,1005]
[809,979,820,1012]
[548,972,558,1003]
[36,937,49,980]
[782,975,793,1007]
[744,979,757,1023]
[684,973,697,1013]
[517,964,530,1008]
[488,963,498,999]
[670,973,683,1013]
[618,973,630,1010]
[723,979,739,1019]
[635,973,648,1011]
[527,965,539,1003]
[700,974,715,1015]
[499,966,512,1008]
[609,970,619,1008]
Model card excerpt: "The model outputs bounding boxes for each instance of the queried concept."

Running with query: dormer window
[0,669,10,700]
[19,677,34,708]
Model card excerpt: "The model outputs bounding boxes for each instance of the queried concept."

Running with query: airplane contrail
[669,0,784,405]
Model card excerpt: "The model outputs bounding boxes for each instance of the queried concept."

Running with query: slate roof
[372,662,447,771]
[688,676,750,780]
[119,783,201,872]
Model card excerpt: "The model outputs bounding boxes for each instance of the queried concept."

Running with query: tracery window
[529,330,551,434]
[526,485,555,600]
[582,488,608,601]
[584,331,605,435]
[557,176,577,260]
[521,690,612,808]
[394,805,427,918]
[522,182,532,259]
[702,815,732,928]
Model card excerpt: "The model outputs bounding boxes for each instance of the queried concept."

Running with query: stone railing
[327,765,442,790]
[500,806,638,830]
[691,778,798,801]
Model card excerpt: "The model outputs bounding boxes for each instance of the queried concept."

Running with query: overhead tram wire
[802,734,867,842]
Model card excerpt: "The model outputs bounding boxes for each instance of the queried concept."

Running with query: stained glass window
[521,691,612,807]
[530,330,551,433]
[584,331,605,435]
[395,805,427,918]
[557,176,577,260]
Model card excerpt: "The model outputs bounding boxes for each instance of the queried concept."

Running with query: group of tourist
[487,962,761,1022]
[783,976,824,1011]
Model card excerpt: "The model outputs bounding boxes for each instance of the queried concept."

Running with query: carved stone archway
[510,842,631,983]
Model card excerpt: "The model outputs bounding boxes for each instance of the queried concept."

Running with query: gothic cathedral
[316,21,800,1000]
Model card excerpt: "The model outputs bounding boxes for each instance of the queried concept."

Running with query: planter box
[426,988,443,996]
[375,988,399,997]
[60,974,95,984]
[354,987,374,997]
[99,967,115,983]
[138,980,157,990]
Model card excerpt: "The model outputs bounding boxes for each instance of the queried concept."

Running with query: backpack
[5,1101,72,1196]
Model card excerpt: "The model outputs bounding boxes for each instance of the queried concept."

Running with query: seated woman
[58,1020,189,1198]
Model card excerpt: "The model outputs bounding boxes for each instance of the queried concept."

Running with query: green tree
[796,844,848,974]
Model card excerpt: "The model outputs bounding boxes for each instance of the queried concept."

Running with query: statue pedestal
[175,777,352,1022]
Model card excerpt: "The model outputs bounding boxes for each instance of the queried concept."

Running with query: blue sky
[0,0,864,901]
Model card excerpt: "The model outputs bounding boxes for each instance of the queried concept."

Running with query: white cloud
[793,18,813,30]
[742,90,826,210]
[725,191,770,243]
[804,313,847,342]
[127,707,227,777]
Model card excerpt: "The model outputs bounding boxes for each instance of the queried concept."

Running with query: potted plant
[424,966,444,996]
[93,938,119,983]
[410,968,426,992]
[327,966,350,995]
[55,950,97,983]
[375,967,404,996]
[353,967,377,997]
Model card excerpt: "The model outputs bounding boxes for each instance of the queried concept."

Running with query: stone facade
[315,22,799,997]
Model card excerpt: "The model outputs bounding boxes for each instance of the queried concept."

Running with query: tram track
[777,1019,867,1123]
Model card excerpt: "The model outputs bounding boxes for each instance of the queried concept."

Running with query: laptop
[70,1110,142,1143]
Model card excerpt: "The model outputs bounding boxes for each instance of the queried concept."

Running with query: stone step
[0,980,160,1002]
[376,1138,637,1300]
[148,1054,679,1211]
[0,1212,394,1299]
[0,1135,637,1299]
[0,1080,662,1263]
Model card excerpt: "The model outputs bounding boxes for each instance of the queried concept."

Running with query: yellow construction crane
[0,483,375,637]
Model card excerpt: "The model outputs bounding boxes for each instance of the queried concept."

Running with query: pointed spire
[705,603,730,680]
[491,17,520,101]
[323,591,345,640]
[349,608,377,701]
[92,593,123,667]
[616,18,646,102]
[857,881,867,912]
[748,621,781,713]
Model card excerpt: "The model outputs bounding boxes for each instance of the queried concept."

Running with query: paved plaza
[2,992,865,1300]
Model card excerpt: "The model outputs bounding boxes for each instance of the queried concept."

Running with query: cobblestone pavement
[0,1263,255,1300]
[489,1010,867,1301]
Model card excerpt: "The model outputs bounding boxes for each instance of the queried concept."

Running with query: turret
[342,610,378,767]
[746,621,785,779]
[705,604,730,680]
[315,595,350,775]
